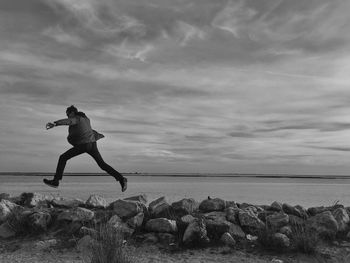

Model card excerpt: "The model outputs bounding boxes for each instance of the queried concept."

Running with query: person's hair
[66,105,78,114]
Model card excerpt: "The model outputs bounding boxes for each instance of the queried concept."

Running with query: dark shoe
[43,179,59,188]
[120,177,128,192]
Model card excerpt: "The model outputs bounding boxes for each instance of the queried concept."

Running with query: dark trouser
[54,142,124,182]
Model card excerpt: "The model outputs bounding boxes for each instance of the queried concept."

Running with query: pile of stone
[1,192,349,250]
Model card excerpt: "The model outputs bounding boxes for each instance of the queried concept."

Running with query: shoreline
[1,172,350,179]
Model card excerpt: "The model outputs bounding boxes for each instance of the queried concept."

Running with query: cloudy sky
[1,0,350,175]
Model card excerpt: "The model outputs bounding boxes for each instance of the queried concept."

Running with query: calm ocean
[1,175,350,208]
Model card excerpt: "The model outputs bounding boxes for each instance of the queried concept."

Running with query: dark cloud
[309,146,350,152]
[228,132,255,138]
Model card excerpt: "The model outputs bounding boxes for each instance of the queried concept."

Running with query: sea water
[1,175,350,208]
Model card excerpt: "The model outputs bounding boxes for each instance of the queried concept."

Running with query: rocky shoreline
[1,192,350,262]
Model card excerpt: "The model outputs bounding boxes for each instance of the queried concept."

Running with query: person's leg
[54,145,87,182]
[87,142,127,191]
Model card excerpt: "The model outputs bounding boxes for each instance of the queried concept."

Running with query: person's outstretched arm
[46,117,77,129]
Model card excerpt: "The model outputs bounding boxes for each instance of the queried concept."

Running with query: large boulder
[269,201,283,212]
[266,213,289,230]
[220,232,236,248]
[226,207,240,224]
[28,211,52,232]
[199,198,226,212]
[181,214,196,225]
[171,198,199,217]
[282,203,307,218]
[306,211,338,239]
[145,218,177,233]
[0,221,16,238]
[148,197,171,218]
[0,199,20,223]
[238,210,265,233]
[86,194,108,208]
[308,206,329,216]
[0,193,10,201]
[124,194,148,204]
[110,199,143,219]
[272,233,290,248]
[52,198,84,208]
[183,218,210,247]
[229,223,246,240]
[332,208,350,232]
[20,192,54,207]
[57,207,94,222]
[204,211,232,240]
[126,212,144,229]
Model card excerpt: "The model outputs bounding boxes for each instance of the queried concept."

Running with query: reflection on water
[1,175,350,207]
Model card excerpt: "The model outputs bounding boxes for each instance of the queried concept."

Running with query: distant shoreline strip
[0,172,349,179]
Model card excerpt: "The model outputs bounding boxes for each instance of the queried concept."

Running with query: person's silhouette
[43,105,127,192]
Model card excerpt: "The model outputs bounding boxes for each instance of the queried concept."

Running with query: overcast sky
[1,0,350,175]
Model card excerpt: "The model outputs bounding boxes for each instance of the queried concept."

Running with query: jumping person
[43,105,127,192]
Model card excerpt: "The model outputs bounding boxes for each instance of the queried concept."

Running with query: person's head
[66,105,78,118]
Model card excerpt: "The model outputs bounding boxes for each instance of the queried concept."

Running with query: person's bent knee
[59,154,69,162]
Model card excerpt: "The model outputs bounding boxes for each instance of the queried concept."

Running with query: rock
[0,193,10,201]
[145,218,177,233]
[171,198,199,217]
[52,197,84,208]
[271,259,284,263]
[246,234,258,241]
[57,207,94,222]
[20,192,54,207]
[272,233,290,248]
[148,197,171,218]
[28,211,51,232]
[86,194,108,208]
[332,208,350,232]
[225,201,238,209]
[204,211,232,239]
[0,221,16,238]
[183,218,210,247]
[269,201,283,212]
[282,203,305,218]
[124,194,148,204]
[266,213,289,230]
[279,226,292,237]
[258,211,276,223]
[308,206,328,216]
[0,199,19,223]
[199,198,226,212]
[110,199,143,219]
[220,232,236,248]
[238,210,265,233]
[126,212,144,229]
[306,211,338,239]
[226,207,239,224]
[181,214,196,225]
[157,233,176,245]
[229,224,246,240]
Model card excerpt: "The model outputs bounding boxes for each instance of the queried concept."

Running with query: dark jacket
[55,112,104,146]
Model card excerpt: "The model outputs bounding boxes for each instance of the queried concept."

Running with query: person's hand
[46,122,55,130]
